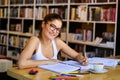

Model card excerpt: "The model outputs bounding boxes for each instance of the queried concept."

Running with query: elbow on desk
[17,61,35,69]
[17,61,27,69]
[18,64,25,69]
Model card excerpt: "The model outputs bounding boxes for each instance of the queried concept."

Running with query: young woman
[18,13,89,69]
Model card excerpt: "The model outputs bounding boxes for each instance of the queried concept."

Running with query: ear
[41,21,45,28]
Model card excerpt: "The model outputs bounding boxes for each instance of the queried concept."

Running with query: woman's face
[42,19,62,40]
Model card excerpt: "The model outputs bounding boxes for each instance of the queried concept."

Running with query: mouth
[49,32,56,37]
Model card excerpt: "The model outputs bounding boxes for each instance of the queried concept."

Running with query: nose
[52,29,57,33]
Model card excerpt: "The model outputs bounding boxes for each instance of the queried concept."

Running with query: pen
[60,73,82,77]
[84,52,87,58]
[61,74,77,77]
[83,52,88,63]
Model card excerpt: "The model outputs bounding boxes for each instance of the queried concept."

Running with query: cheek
[49,31,59,38]
[44,27,59,37]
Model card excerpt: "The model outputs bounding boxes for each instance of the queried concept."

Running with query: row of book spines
[9,7,68,19]
[102,32,114,42]
[10,8,33,18]
[69,29,92,41]
[9,36,29,48]
[0,34,7,44]
[71,0,116,3]
[10,0,67,4]
[10,0,68,4]
[86,49,113,57]
[9,0,117,4]
[0,8,8,18]
[9,24,37,34]
[73,44,84,53]
[36,0,68,3]
[66,31,114,42]
[95,0,116,2]
[71,44,113,57]
[10,24,22,32]
[70,6,87,21]
[0,6,116,22]
[0,0,8,5]
[70,6,116,22]
[69,44,106,57]
[10,0,32,4]
[35,7,68,19]
[95,48,113,57]
[89,7,116,22]
[0,46,6,56]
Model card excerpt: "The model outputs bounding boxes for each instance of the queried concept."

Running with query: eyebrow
[50,24,61,29]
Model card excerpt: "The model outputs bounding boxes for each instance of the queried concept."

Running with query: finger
[82,60,89,65]
[82,62,88,66]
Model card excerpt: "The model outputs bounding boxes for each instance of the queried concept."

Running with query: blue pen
[61,74,77,77]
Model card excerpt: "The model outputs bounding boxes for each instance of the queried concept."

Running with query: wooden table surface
[7,65,120,80]
[7,56,120,80]
[7,67,58,80]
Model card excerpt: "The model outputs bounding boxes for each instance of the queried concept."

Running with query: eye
[50,23,61,33]
[50,24,56,30]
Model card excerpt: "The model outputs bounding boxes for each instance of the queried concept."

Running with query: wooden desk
[7,55,120,80]
[7,66,120,80]
[7,67,58,80]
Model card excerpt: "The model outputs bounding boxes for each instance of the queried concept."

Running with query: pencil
[84,52,87,58]
[83,52,88,63]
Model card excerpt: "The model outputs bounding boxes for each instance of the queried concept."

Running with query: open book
[38,62,80,73]
[38,57,120,73]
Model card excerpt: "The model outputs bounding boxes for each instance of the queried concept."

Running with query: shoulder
[25,36,40,50]
[54,37,66,49]
[28,36,40,45]
[54,37,63,44]
[29,36,39,41]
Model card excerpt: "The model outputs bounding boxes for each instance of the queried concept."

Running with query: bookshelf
[65,0,119,58]
[0,0,119,60]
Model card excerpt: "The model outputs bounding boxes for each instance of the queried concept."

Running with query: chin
[49,36,56,40]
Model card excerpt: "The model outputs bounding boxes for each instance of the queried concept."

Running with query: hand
[80,57,89,66]
[74,54,89,66]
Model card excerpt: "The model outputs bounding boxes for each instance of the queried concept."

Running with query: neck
[39,35,52,45]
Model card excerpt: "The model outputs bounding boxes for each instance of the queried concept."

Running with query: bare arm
[56,38,89,66]
[18,36,61,69]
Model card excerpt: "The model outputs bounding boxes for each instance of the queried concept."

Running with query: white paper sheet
[88,57,120,67]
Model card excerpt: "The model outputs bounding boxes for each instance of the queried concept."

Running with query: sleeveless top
[31,39,58,60]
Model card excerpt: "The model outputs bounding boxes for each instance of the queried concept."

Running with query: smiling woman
[17,13,89,69]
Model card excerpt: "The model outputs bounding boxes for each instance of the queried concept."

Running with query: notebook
[38,62,80,73]
[38,57,120,73]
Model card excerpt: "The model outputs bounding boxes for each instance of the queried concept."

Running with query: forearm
[74,54,89,66]
[18,59,61,69]
[74,54,84,63]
